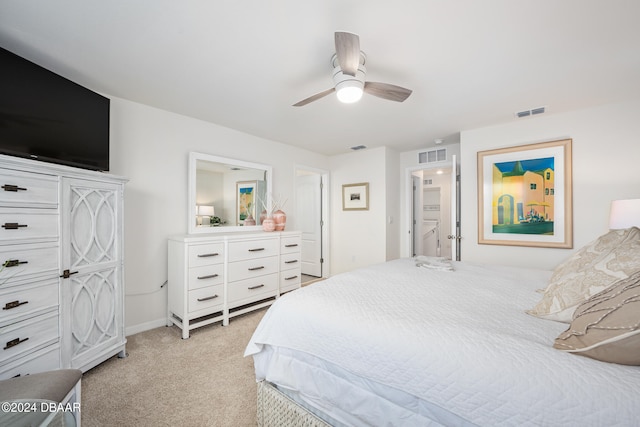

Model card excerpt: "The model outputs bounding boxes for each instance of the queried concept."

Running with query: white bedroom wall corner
[385,147,401,261]
[459,99,640,270]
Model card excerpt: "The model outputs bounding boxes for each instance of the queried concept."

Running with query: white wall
[329,147,392,274]
[460,99,640,270]
[108,97,329,334]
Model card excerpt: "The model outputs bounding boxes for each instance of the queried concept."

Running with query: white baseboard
[125,318,168,336]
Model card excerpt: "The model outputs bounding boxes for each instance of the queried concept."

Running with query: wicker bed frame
[256,381,331,427]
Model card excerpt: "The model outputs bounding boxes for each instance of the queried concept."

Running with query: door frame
[294,165,330,278]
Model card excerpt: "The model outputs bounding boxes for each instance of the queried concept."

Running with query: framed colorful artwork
[477,139,573,248]
[236,181,257,225]
[342,182,369,211]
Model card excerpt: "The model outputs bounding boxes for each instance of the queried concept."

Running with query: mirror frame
[188,152,272,234]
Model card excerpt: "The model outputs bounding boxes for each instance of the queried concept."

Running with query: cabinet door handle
[284,244,299,248]
[284,259,298,264]
[197,295,219,302]
[1,223,28,230]
[4,337,29,350]
[248,266,265,271]
[1,184,27,192]
[248,248,265,252]
[248,284,265,290]
[197,253,219,258]
[197,274,219,280]
[3,259,28,268]
[3,300,29,310]
[285,275,299,281]
[60,269,79,279]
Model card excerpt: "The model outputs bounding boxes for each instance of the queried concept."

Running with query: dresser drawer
[0,243,58,285]
[0,169,58,207]
[188,264,224,290]
[0,279,58,326]
[281,253,301,271]
[188,285,224,313]
[0,345,60,380]
[188,243,224,268]
[280,271,301,293]
[0,311,58,364]
[281,236,302,254]
[227,238,279,262]
[227,273,278,306]
[0,210,58,243]
[228,256,279,282]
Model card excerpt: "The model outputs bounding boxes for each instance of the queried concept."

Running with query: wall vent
[516,106,546,118]
[423,179,433,185]
[418,148,446,164]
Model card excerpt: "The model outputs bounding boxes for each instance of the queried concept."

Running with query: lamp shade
[197,205,215,216]
[609,199,640,229]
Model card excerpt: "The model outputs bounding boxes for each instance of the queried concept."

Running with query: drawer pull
[1,184,27,192]
[248,266,265,271]
[248,248,265,252]
[285,275,299,281]
[285,259,299,264]
[60,269,79,279]
[197,253,219,258]
[3,300,29,310]
[197,294,219,302]
[4,259,28,268]
[285,244,299,248]
[4,337,29,350]
[2,223,28,230]
[248,284,265,290]
[197,274,219,280]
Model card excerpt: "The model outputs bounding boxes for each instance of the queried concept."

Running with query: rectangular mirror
[188,152,272,234]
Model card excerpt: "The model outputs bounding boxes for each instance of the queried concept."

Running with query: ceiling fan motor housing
[332,52,366,103]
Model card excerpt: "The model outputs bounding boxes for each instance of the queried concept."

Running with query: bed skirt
[257,381,331,427]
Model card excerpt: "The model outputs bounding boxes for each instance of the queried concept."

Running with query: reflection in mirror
[188,152,272,234]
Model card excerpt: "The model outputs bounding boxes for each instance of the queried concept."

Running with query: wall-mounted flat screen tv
[0,46,109,171]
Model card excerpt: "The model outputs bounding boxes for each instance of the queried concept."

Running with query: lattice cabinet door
[60,177,126,371]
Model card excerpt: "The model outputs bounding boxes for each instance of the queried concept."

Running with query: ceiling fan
[293,31,412,107]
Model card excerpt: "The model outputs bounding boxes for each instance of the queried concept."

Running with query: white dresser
[167,231,301,339]
[0,155,127,379]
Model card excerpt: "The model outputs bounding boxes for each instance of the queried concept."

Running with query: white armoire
[0,155,127,379]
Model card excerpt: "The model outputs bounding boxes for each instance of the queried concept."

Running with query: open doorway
[407,156,460,260]
[294,166,329,285]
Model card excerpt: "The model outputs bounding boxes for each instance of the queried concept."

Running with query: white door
[296,173,322,277]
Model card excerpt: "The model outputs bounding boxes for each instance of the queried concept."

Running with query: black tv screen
[0,46,109,171]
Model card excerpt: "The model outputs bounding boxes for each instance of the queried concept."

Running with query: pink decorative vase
[262,217,276,232]
[273,209,286,231]
[259,210,267,225]
[244,214,256,226]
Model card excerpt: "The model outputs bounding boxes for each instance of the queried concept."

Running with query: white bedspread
[245,258,640,426]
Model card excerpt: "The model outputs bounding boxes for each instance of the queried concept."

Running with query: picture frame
[477,138,573,248]
[342,182,369,211]
[236,181,257,225]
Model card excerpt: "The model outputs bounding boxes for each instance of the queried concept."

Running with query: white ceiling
[1,1,639,156]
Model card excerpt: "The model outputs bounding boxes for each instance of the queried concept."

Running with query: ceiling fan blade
[364,82,412,102]
[293,87,336,107]
[335,32,360,76]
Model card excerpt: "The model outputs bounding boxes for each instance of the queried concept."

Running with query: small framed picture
[342,182,369,211]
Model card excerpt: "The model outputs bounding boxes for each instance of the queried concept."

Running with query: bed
[245,230,640,426]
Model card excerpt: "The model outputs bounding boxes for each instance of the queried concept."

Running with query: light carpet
[81,308,266,426]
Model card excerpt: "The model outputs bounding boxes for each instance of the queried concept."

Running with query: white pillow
[527,227,640,322]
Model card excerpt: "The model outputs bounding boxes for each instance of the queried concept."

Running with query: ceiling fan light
[336,81,364,103]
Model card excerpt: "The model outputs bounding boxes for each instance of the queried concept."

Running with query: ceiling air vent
[516,106,546,118]
[350,145,367,151]
[418,148,446,164]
